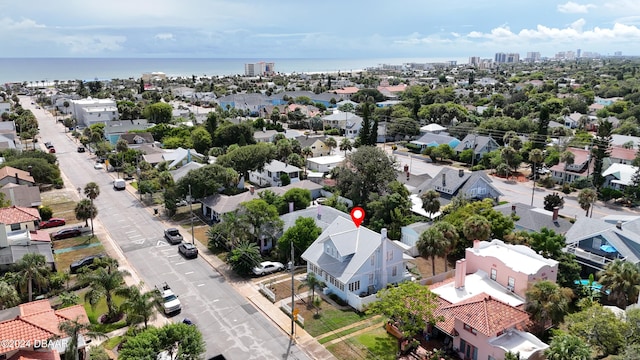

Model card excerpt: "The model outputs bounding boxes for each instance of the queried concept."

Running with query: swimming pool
[575,279,609,294]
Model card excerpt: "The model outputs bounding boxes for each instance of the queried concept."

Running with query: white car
[93,163,104,170]
[252,261,285,276]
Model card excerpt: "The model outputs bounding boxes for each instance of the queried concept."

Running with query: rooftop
[469,239,559,275]
[430,270,525,307]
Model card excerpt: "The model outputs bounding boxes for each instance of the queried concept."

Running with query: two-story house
[306,155,345,173]
[413,168,503,207]
[550,147,593,184]
[0,166,36,187]
[428,239,556,360]
[454,135,500,163]
[321,111,363,135]
[301,219,412,311]
[0,206,54,271]
[0,300,90,360]
[249,160,301,187]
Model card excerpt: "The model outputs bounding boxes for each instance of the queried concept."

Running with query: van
[113,179,126,191]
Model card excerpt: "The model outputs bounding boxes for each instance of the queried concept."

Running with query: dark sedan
[70,254,105,273]
[51,228,81,240]
[39,218,66,229]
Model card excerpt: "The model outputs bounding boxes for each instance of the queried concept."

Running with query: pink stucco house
[428,239,557,360]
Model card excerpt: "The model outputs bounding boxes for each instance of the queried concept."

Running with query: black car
[51,228,82,240]
[70,254,105,273]
[178,243,198,258]
[77,146,85,153]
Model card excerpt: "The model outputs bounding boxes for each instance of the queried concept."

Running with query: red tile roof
[434,294,530,337]
[610,146,636,161]
[333,87,359,94]
[0,206,41,224]
[0,166,35,184]
[0,300,89,354]
[10,349,61,360]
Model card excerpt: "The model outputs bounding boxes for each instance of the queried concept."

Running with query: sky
[1,0,639,59]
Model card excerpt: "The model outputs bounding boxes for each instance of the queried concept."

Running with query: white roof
[431,270,525,307]
[488,329,548,360]
[602,163,638,186]
[420,123,446,132]
[469,239,558,275]
[307,155,345,165]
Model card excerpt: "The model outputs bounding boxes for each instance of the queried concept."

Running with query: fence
[280,301,305,326]
[258,283,276,303]
[420,269,456,286]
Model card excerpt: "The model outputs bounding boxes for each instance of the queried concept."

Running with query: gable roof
[493,203,573,234]
[602,163,638,186]
[264,160,302,173]
[169,162,204,182]
[301,218,407,284]
[413,168,502,201]
[0,183,42,208]
[454,134,498,153]
[119,132,154,144]
[0,166,35,184]
[296,136,328,148]
[0,206,40,224]
[565,216,640,265]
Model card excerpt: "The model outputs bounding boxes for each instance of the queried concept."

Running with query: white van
[113,179,126,191]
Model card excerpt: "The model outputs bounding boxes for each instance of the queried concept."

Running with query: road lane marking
[167,254,179,258]
[174,262,185,265]
[185,271,194,275]
[197,284,205,287]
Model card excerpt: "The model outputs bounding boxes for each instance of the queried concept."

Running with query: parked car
[156,282,181,315]
[93,163,104,170]
[77,146,85,153]
[164,228,183,245]
[48,148,56,153]
[39,218,66,229]
[44,142,54,149]
[69,254,105,274]
[51,228,81,240]
[252,261,285,276]
[178,243,198,258]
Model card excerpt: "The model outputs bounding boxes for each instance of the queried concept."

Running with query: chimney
[473,240,480,252]
[381,228,388,239]
[249,185,255,195]
[511,204,516,215]
[552,207,559,221]
[459,169,464,177]
[616,221,623,230]
[454,259,466,289]
[262,127,266,133]
[442,173,446,187]
[14,173,19,184]
[381,228,388,284]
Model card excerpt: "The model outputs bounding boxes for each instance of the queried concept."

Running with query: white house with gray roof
[454,134,500,163]
[301,219,413,310]
[249,160,301,187]
[414,168,503,206]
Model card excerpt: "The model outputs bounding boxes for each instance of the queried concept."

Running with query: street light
[188,184,195,245]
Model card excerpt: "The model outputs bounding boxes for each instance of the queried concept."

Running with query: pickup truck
[157,282,181,314]
[164,228,183,245]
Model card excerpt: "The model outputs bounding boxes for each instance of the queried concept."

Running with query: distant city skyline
[1,1,639,59]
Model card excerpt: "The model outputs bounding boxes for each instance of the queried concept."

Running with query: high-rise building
[494,53,507,63]
[244,62,275,76]
[526,52,541,62]
[469,56,481,65]
[576,49,582,58]
[506,53,520,63]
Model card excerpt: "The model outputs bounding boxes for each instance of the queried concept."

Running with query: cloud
[155,33,174,41]
[56,34,126,54]
[0,17,46,31]
[557,2,596,14]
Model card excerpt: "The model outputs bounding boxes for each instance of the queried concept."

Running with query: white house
[249,160,301,187]
[69,98,119,127]
[301,219,413,311]
[400,222,431,256]
[306,155,345,173]
[322,111,363,139]
[603,163,638,191]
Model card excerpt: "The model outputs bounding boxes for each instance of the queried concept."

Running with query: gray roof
[119,132,154,145]
[565,216,640,265]
[0,243,54,268]
[322,111,362,122]
[281,206,351,233]
[0,183,41,207]
[296,136,328,148]
[169,162,204,182]
[403,221,432,234]
[454,134,498,153]
[301,218,406,284]
[493,203,573,234]
[413,168,503,205]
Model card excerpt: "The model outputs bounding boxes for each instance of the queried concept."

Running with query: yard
[53,236,104,273]
[326,326,397,360]
[295,297,374,337]
[41,190,83,224]
[261,277,307,302]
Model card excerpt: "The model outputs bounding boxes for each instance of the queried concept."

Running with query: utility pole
[290,243,295,339]
[189,184,195,244]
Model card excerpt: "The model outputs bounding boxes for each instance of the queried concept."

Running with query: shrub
[601,187,623,201]
[572,177,591,189]
[539,176,555,189]
[405,143,422,153]
[561,183,572,194]
[471,165,486,171]
[324,128,340,136]
[38,206,53,221]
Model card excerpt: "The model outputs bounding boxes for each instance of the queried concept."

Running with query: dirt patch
[54,244,105,273]
[412,255,449,279]
[263,279,307,302]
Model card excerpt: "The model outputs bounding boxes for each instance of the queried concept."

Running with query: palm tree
[431,221,458,272]
[117,283,162,329]
[14,253,50,302]
[58,317,106,360]
[339,137,352,156]
[560,151,575,185]
[0,280,20,309]
[577,188,597,217]
[301,146,313,160]
[324,137,337,154]
[84,182,100,236]
[417,227,446,276]
[298,272,322,302]
[598,259,640,308]
[420,190,441,219]
[74,199,97,228]
[525,280,573,335]
[79,265,130,322]
[462,215,491,242]
[529,149,544,206]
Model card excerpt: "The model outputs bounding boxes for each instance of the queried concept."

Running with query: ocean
[0,57,466,84]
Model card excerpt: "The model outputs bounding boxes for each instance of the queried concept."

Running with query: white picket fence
[258,283,276,303]
[280,301,305,326]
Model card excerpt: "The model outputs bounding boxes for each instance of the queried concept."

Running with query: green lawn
[326,327,396,360]
[102,335,123,350]
[318,318,384,344]
[303,305,374,337]
[82,292,128,333]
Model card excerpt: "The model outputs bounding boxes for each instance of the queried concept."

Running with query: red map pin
[350,207,365,228]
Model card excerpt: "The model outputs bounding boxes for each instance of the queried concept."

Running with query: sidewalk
[109,174,337,360]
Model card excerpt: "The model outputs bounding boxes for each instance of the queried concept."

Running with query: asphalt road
[26,97,310,360]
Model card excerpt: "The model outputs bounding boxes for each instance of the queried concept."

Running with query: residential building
[400,222,431,256]
[117,132,155,147]
[0,166,35,187]
[296,136,331,157]
[602,163,638,190]
[169,162,204,183]
[280,205,351,234]
[306,155,345,173]
[453,134,500,163]
[254,129,279,143]
[607,146,636,165]
[494,203,573,234]
[564,216,640,272]
[410,133,460,150]
[0,205,40,232]
[0,183,42,208]
[301,220,413,311]
[0,300,90,360]
[321,111,363,134]
[142,147,204,169]
[141,72,167,82]
[0,206,54,271]
[104,119,153,144]
[249,160,301,187]
[428,239,556,360]
[550,147,592,184]
[0,102,10,114]
[419,123,446,134]
[69,98,119,127]
[413,168,503,206]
